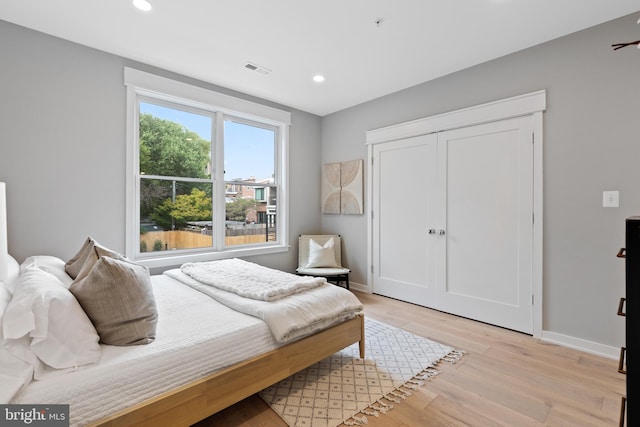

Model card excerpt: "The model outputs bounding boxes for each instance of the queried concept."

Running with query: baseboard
[350,284,618,360]
[349,282,370,293]
[541,330,620,360]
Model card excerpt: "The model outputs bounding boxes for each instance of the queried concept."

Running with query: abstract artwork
[321,159,363,214]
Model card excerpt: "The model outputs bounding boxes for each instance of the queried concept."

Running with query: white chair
[296,234,350,289]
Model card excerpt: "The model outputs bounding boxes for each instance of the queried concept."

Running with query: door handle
[438,229,446,236]
[428,229,436,234]
[619,347,627,374]
[618,298,626,317]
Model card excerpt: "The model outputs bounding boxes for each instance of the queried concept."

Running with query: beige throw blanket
[181,258,325,301]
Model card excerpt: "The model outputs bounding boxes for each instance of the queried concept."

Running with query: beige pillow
[65,237,124,281]
[65,237,95,279]
[70,256,158,346]
[73,244,124,283]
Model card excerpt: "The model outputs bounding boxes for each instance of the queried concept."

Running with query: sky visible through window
[140,102,274,180]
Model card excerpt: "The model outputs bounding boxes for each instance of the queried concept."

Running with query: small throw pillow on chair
[306,238,339,268]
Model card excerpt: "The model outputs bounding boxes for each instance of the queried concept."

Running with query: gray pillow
[66,237,125,282]
[65,237,95,279]
[73,244,124,283]
[70,256,158,346]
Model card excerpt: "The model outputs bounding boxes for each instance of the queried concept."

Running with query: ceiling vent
[244,62,271,75]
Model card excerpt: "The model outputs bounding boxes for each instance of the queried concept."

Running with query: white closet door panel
[372,134,437,306]
[436,116,533,333]
[445,129,520,304]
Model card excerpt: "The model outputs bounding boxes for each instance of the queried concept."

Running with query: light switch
[603,191,619,208]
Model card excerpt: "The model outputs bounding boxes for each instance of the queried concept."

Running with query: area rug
[259,318,463,427]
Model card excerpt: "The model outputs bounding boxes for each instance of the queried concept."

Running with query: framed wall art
[321,159,363,215]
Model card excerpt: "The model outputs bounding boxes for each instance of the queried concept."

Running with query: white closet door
[435,115,533,333]
[372,134,438,306]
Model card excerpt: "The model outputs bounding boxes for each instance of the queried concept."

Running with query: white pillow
[21,255,74,288]
[306,238,339,268]
[1,255,20,293]
[2,268,101,370]
[0,255,19,340]
[0,284,11,340]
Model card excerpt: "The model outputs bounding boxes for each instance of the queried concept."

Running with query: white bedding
[165,268,364,344]
[10,274,280,427]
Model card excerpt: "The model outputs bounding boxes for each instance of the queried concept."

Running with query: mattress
[11,274,279,427]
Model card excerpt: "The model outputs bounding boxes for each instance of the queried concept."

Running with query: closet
[366,91,545,335]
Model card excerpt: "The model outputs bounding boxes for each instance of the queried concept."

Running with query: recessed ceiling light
[313,75,325,83]
[133,0,152,12]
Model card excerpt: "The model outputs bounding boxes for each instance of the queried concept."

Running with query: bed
[0,242,365,427]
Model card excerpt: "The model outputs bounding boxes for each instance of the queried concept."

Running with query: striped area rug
[259,318,462,427]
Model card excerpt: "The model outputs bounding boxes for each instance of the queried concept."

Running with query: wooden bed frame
[90,315,365,427]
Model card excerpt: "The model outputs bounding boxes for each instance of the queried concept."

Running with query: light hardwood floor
[195,291,626,427]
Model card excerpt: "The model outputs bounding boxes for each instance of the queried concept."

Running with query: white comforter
[164,267,363,344]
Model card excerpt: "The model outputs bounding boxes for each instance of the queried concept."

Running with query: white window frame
[124,68,291,269]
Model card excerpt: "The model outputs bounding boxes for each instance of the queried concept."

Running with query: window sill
[133,244,290,270]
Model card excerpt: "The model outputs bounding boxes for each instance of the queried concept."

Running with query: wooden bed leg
[359,316,365,358]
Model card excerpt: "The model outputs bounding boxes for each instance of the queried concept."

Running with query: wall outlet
[603,190,619,208]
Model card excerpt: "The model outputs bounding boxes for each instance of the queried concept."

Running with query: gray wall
[0,20,322,274]
[321,12,640,347]
[2,12,639,350]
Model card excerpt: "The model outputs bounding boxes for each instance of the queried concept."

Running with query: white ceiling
[1,1,638,116]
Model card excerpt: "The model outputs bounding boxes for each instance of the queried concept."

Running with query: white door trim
[366,90,546,145]
[366,90,546,338]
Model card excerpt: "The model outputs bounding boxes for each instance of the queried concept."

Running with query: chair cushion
[297,267,350,276]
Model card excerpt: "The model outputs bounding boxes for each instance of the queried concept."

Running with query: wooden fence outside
[140,230,272,251]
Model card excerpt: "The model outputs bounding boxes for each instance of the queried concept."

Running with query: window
[125,68,290,268]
